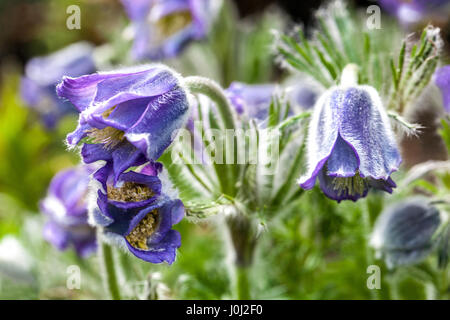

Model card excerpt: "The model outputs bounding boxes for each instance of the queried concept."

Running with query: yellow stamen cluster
[86,106,125,149]
[331,172,368,197]
[107,182,155,203]
[126,210,159,250]
[156,11,192,37]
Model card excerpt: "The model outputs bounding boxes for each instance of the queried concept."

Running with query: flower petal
[124,88,189,161]
[299,89,340,189]
[125,230,181,264]
[326,135,359,177]
[337,86,401,180]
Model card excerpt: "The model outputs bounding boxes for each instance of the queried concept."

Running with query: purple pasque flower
[57,64,190,182]
[286,81,320,111]
[299,85,402,202]
[370,197,441,268]
[226,82,276,121]
[91,162,184,264]
[21,42,96,129]
[40,165,97,258]
[434,65,450,112]
[121,0,211,61]
[379,0,450,27]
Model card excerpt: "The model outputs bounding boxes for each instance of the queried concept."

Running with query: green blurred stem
[362,200,380,300]
[225,214,257,300]
[98,229,121,300]
[235,266,251,300]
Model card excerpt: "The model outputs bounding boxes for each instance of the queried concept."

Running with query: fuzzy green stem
[98,229,121,300]
[184,76,236,130]
[184,76,238,195]
[225,214,257,300]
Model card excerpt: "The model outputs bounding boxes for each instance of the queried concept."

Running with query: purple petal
[43,222,69,251]
[326,135,359,177]
[110,143,147,182]
[124,87,189,161]
[125,230,181,264]
[81,143,113,164]
[338,86,401,180]
[299,89,340,189]
[120,0,152,21]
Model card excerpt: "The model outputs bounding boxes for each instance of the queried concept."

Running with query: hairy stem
[225,214,257,299]
[184,76,238,195]
[98,229,121,300]
[184,76,236,130]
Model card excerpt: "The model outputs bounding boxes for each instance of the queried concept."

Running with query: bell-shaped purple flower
[379,0,450,27]
[370,197,441,268]
[40,165,97,258]
[299,85,402,202]
[91,162,184,264]
[121,0,212,61]
[434,65,450,113]
[21,42,96,128]
[57,65,190,181]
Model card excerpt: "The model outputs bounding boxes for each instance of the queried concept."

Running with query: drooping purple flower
[286,82,320,111]
[40,165,97,258]
[379,0,450,27]
[90,162,184,264]
[121,0,212,61]
[226,82,276,121]
[370,197,441,268]
[434,65,450,112]
[57,65,190,182]
[299,85,402,202]
[21,42,96,129]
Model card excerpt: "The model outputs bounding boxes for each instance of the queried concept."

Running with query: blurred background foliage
[0,0,449,299]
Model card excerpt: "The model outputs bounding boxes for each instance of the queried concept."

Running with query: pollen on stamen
[86,106,125,149]
[331,172,368,197]
[107,182,155,203]
[156,11,192,38]
[126,210,159,250]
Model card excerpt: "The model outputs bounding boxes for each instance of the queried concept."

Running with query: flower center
[331,172,368,197]
[155,10,192,38]
[126,210,159,250]
[107,182,155,202]
[86,107,125,149]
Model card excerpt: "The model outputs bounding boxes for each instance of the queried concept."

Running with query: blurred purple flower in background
[91,162,184,264]
[379,0,450,27]
[121,0,212,61]
[226,82,276,121]
[226,81,319,123]
[434,65,450,112]
[40,165,97,258]
[57,65,190,181]
[21,42,96,129]
[370,197,441,268]
[286,82,319,111]
[299,86,402,202]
